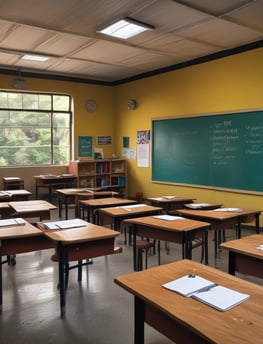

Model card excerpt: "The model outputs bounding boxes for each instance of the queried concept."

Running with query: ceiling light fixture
[97,17,154,39]
[21,54,50,62]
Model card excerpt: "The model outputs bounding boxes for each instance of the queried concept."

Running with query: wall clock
[128,99,137,110]
[86,100,97,112]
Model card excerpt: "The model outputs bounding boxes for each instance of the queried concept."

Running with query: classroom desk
[114,259,263,344]
[0,221,54,314]
[56,187,101,219]
[146,196,195,212]
[174,208,261,259]
[123,215,210,270]
[38,221,120,317]
[8,200,57,220]
[34,175,77,201]
[79,197,137,223]
[220,234,263,279]
[2,177,24,190]
[0,189,32,202]
[98,204,163,244]
[75,190,119,218]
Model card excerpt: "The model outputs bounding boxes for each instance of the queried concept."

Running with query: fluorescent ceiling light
[97,17,154,39]
[22,54,50,62]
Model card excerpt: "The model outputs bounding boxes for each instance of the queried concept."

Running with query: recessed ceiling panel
[174,0,253,16]
[223,1,263,32]
[70,40,145,64]
[0,51,20,64]
[134,0,212,32]
[0,24,54,51]
[177,18,263,48]
[35,33,94,56]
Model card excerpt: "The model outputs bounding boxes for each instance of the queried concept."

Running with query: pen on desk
[194,284,218,294]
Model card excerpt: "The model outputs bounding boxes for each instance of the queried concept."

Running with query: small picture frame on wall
[97,136,112,145]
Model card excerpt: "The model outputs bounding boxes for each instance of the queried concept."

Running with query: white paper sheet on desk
[211,208,241,212]
[0,218,26,227]
[119,204,147,210]
[44,218,87,230]
[185,203,212,209]
[152,215,183,221]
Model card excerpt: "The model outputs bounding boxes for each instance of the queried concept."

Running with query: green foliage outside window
[0,91,72,166]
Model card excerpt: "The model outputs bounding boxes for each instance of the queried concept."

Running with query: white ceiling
[0,0,262,84]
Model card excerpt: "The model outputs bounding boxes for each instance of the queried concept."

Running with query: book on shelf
[163,275,250,311]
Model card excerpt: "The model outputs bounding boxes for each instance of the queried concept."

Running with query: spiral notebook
[163,275,250,311]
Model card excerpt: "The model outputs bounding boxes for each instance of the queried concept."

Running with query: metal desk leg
[255,214,260,234]
[228,251,236,276]
[58,242,67,318]
[134,296,145,344]
[0,241,2,314]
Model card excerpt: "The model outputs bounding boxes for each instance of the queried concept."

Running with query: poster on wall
[137,130,150,167]
[78,136,93,158]
[97,136,112,145]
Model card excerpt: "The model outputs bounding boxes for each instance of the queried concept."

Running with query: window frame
[0,90,73,166]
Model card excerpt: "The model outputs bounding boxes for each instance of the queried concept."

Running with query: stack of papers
[0,218,26,227]
[44,218,87,230]
[152,215,183,221]
[163,275,250,311]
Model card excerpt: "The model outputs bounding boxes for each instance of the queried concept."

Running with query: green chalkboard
[152,110,263,193]
[78,136,92,157]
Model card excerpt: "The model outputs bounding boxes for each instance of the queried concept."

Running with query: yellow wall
[1,48,263,226]
[114,48,263,226]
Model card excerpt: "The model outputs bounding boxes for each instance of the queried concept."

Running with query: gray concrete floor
[0,206,262,344]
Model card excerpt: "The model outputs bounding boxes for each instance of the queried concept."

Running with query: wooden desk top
[0,220,43,240]
[38,222,120,244]
[0,190,32,201]
[3,177,23,182]
[80,197,136,207]
[3,189,32,196]
[123,216,210,233]
[176,208,261,221]
[220,234,263,259]
[9,200,57,213]
[115,259,263,344]
[99,204,162,217]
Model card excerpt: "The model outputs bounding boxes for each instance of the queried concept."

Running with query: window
[0,91,72,166]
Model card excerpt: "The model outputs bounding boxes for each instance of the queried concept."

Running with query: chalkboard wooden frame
[152,110,263,194]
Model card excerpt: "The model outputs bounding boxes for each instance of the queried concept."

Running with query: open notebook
[44,218,87,230]
[0,218,26,227]
[163,275,250,311]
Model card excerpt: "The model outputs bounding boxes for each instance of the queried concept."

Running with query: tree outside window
[0,91,72,166]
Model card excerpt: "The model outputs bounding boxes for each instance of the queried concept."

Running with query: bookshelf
[69,159,127,197]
